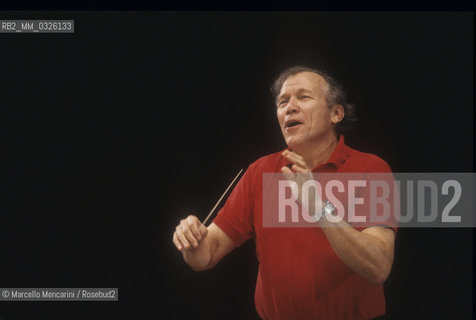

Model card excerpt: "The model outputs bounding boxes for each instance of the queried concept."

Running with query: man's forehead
[279,72,328,96]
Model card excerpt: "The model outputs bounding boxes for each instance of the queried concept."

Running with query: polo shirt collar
[313,134,349,171]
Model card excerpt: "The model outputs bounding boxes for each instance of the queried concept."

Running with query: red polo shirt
[213,136,397,320]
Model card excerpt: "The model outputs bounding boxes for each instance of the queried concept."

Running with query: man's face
[276,72,337,148]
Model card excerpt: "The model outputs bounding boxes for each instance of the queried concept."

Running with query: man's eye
[301,96,311,99]
[278,101,288,107]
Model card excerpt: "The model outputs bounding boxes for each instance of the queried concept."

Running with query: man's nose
[286,97,299,114]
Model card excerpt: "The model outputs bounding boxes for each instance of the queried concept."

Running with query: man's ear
[330,105,345,124]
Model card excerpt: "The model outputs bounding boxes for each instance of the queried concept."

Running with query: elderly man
[172,66,397,319]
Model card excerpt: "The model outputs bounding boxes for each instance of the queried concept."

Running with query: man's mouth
[285,120,303,128]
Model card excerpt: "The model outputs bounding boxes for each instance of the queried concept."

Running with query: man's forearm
[318,215,394,285]
[182,237,215,271]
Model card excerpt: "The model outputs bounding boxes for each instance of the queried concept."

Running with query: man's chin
[285,138,303,150]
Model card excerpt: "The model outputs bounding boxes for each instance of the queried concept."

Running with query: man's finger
[292,164,309,173]
[281,166,295,180]
[176,226,191,250]
[283,151,307,169]
[181,223,199,248]
[199,225,208,238]
[286,150,305,161]
[187,216,202,241]
[173,232,183,251]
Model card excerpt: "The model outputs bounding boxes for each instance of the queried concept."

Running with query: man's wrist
[313,200,336,222]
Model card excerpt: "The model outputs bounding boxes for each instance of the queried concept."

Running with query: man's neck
[292,133,339,170]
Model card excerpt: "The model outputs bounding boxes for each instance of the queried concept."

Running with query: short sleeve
[350,160,399,233]
[213,166,255,247]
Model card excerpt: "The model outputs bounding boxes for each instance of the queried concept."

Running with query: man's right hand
[172,217,236,271]
[173,215,208,251]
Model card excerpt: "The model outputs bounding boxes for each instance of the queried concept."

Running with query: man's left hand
[280,150,322,217]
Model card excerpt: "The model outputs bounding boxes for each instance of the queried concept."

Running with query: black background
[0,11,473,319]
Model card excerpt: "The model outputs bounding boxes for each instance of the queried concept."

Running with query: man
[172,66,397,319]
